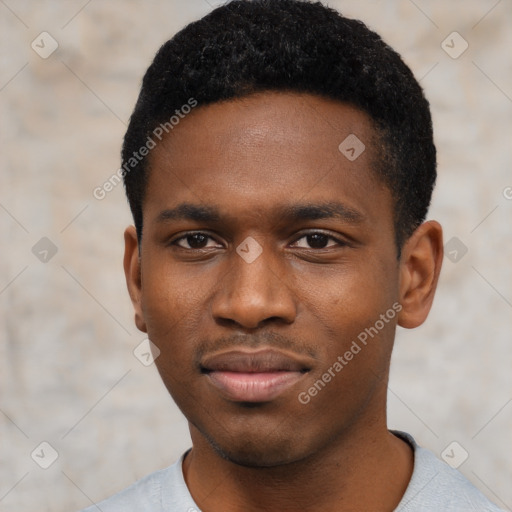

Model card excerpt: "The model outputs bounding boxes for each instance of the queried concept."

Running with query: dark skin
[124,92,443,511]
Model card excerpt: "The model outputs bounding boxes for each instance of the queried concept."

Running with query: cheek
[294,267,399,415]
[140,259,209,354]
[141,268,205,400]
[296,259,397,334]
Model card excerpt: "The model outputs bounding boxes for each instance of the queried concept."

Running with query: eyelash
[171,231,347,250]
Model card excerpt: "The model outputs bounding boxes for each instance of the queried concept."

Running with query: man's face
[132,92,402,467]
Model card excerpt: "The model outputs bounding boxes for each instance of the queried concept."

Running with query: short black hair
[122,0,436,252]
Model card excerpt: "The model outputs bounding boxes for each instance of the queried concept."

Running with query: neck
[183,420,413,512]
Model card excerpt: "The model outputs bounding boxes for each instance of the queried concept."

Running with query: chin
[217,445,304,468]
[200,424,310,468]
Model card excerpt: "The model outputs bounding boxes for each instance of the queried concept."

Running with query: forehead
[144,92,391,229]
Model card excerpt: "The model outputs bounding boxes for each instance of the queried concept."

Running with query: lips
[201,349,310,402]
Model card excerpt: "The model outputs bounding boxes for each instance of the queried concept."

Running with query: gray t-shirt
[79,431,504,511]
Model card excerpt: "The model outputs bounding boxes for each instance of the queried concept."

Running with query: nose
[211,241,297,330]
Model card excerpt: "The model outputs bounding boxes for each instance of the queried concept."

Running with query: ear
[123,225,147,333]
[397,220,443,329]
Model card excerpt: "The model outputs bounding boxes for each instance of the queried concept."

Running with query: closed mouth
[200,348,311,402]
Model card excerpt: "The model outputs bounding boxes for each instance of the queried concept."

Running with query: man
[81,1,504,510]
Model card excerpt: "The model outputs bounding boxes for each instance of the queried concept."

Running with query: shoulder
[393,431,505,512]
[78,453,197,512]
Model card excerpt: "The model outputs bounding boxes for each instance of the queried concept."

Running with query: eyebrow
[155,201,364,225]
[279,202,364,223]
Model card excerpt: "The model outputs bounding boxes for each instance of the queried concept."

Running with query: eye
[173,232,221,250]
[171,231,346,251]
[291,232,345,249]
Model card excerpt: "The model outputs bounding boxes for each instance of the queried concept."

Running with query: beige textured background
[1,1,511,510]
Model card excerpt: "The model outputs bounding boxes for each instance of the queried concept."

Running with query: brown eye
[174,232,219,249]
[292,232,343,249]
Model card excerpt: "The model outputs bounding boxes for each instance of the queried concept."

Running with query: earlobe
[397,220,443,329]
[123,226,147,333]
